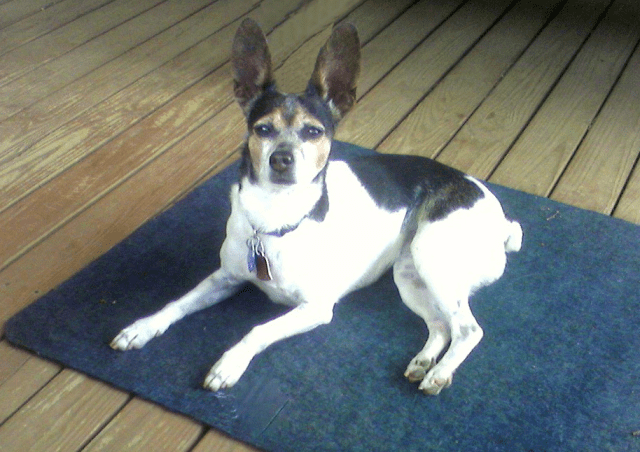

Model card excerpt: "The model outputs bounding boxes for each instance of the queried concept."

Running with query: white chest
[220,162,407,306]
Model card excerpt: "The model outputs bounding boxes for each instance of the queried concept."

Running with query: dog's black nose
[269,149,294,172]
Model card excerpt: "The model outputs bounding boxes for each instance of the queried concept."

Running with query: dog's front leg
[203,301,335,391]
[111,268,242,350]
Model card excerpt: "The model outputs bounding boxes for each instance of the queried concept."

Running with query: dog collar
[257,219,303,237]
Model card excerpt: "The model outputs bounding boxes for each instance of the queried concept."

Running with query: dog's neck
[238,170,329,235]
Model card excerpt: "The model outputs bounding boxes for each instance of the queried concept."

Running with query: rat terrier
[111,19,522,395]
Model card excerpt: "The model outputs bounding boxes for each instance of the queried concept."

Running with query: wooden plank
[550,43,640,214]
[341,0,415,45]
[192,429,259,452]
[435,0,611,179]
[0,0,112,56]
[279,0,458,95]
[490,0,640,197]
[276,0,416,94]
[0,343,60,424]
[0,0,211,118]
[356,0,464,97]
[82,398,203,452]
[0,369,129,452]
[0,0,65,30]
[0,0,357,270]
[0,340,29,383]
[0,0,164,89]
[335,0,512,148]
[378,0,561,157]
[0,0,260,190]
[614,161,640,224]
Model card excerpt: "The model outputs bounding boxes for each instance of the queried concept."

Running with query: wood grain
[490,0,640,197]
[0,0,111,55]
[0,0,165,90]
[0,370,129,452]
[550,43,640,213]
[0,339,30,383]
[614,162,640,224]
[335,0,512,148]
[0,0,218,117]
[436,0,610,179]
[378,0,561,157]
[355,0,463,97]
[83,398,203,452]
[0,343,60,423]
[276,0,416,93]
[0,0,64,30]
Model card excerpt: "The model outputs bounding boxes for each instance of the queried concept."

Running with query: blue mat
[5,142,640,451]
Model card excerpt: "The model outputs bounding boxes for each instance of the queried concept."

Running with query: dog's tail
[504,220,523,253]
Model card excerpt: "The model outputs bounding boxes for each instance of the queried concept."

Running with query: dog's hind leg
[394,245,484,394]
[413,289,483,396]
[404,200,513,394]
[396,236,486,395]
[393,248,451,384]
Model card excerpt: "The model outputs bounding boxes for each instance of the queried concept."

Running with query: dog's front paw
[418,368,453,395]
[203,345,254,391]
[110,316,169,350]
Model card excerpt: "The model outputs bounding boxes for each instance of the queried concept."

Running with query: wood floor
[1,0,639,450]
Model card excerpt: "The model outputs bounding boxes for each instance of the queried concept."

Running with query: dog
[111,18,522,395]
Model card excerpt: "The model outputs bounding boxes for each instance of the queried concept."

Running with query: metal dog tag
[255,251,273,281]
[247,236,272,281]
[247,237,258,273]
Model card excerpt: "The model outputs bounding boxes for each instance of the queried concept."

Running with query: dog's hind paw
[404,356,436,383]
[418,369,453,395]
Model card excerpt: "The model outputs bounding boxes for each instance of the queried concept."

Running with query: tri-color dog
[111,19,522,395]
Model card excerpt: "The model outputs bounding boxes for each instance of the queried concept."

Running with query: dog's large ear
[232,19,273,115]
[308,23,360,122]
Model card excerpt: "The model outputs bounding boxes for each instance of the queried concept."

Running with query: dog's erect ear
[232,19,273,114]
[308,23,360,122]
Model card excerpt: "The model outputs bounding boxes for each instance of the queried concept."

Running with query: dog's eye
[254,124,275,138]
[301,125,324,141]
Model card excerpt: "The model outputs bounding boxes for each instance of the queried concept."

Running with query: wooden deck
[1,0,639,450]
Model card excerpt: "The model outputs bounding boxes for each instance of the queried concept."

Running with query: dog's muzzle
[269,145,296,184]
[269,149,294,173]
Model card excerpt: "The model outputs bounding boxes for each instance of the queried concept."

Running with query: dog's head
[232,19,360,187]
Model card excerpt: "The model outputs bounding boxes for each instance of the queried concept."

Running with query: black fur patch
[247,88,336,135]
[308,172,329,222]
[239,142,257,183]
[344,154,484,222]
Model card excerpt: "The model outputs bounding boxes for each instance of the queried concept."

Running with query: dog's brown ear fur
[232,19,273,114]
[309,23,360,122]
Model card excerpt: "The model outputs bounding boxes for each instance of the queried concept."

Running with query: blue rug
[5,142,640,451]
